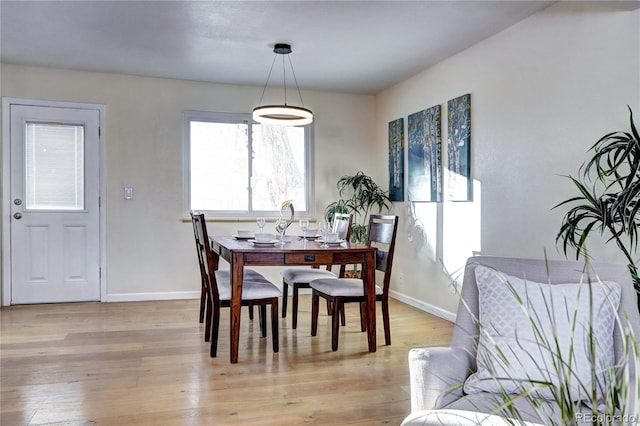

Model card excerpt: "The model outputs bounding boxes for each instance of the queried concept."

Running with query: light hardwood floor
[1,296,453,425]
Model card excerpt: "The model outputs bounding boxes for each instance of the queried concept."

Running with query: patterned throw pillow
[463,265,621,402]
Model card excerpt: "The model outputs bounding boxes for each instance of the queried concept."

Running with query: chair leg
[311,291,320,336]
[327,300,345,326]
[210,304,220,357]
[271,299,279,353]
[282,281,289,318]
[382,298,391,345]
[249,303,254,320]
[204,291,212,342]
[331,298,341,351]
[292,284,300,329]
[359,302,367,332]
[199,279,206,323]
[260,305,267,338]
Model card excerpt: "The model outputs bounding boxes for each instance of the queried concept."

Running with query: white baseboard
[389,290,456,323]
[105,291,199,303]
[104,289,456,324]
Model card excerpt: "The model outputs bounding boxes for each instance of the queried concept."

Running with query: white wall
[0,66,376,302]
[2,3,638,320]
[376,2,640,318]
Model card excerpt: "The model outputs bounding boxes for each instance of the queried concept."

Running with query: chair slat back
[332,213,353,241]
[330,213,353,276]
[190,212,207,275]
[366,215,399,291]
[191,212,220,303]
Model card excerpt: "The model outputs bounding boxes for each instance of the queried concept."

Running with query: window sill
[181,216,316,223]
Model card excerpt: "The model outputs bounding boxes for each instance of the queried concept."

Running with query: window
[184,111,313,217]
[25,122,85,211]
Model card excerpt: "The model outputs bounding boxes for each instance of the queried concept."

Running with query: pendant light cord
[256,49,306,108]
[257,54,278,106]
[287,55,306,108]
[282,52,288,106]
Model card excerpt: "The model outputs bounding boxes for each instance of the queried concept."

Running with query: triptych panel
[387,93,472,202]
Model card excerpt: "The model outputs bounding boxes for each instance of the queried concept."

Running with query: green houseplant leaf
[324,171,392,244]
[555,107,640,313]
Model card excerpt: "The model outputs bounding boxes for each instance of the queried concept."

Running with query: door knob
[13,212,22,220]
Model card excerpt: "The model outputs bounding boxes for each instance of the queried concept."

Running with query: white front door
[8,103,101,304]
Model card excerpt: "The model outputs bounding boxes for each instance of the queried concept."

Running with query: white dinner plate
[316,239,346,245]
[248,239,280,245]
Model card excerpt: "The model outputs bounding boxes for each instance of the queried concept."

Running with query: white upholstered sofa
[402,256,640,425]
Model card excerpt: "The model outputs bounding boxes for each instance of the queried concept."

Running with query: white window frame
[183,110,314,218]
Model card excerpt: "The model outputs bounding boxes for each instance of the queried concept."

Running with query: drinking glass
[256,217,266,231]
[275,218,287,246]
[318,221,329,248]
[299,219,309,237]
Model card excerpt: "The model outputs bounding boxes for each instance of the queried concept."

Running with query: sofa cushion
[401,408,545,426]
[463,265,621,402]
[441,392,555,424]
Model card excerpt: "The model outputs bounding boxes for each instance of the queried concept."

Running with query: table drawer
[243,253,285,264]
[285,253,333,265]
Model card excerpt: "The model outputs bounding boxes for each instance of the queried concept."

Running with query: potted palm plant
[324,171,392,245]
[554,106,640,313]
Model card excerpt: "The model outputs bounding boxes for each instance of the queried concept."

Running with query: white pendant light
[253,43,313,126]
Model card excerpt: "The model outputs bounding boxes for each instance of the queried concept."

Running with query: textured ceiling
[0,0,590,94]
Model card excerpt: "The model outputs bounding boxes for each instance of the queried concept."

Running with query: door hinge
[98,126,101,137]
[98,196,101,208]
[99,267,102,279]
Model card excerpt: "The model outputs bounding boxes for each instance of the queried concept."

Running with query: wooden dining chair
[310,214,398,351]
[190,211,209,327]
[191,213,280,356]
[190,211,261,340]
[280,213,353,329]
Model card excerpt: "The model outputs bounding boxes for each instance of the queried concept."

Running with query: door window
[25,122,85,211]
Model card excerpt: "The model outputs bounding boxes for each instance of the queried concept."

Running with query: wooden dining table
[209,235,378,363]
